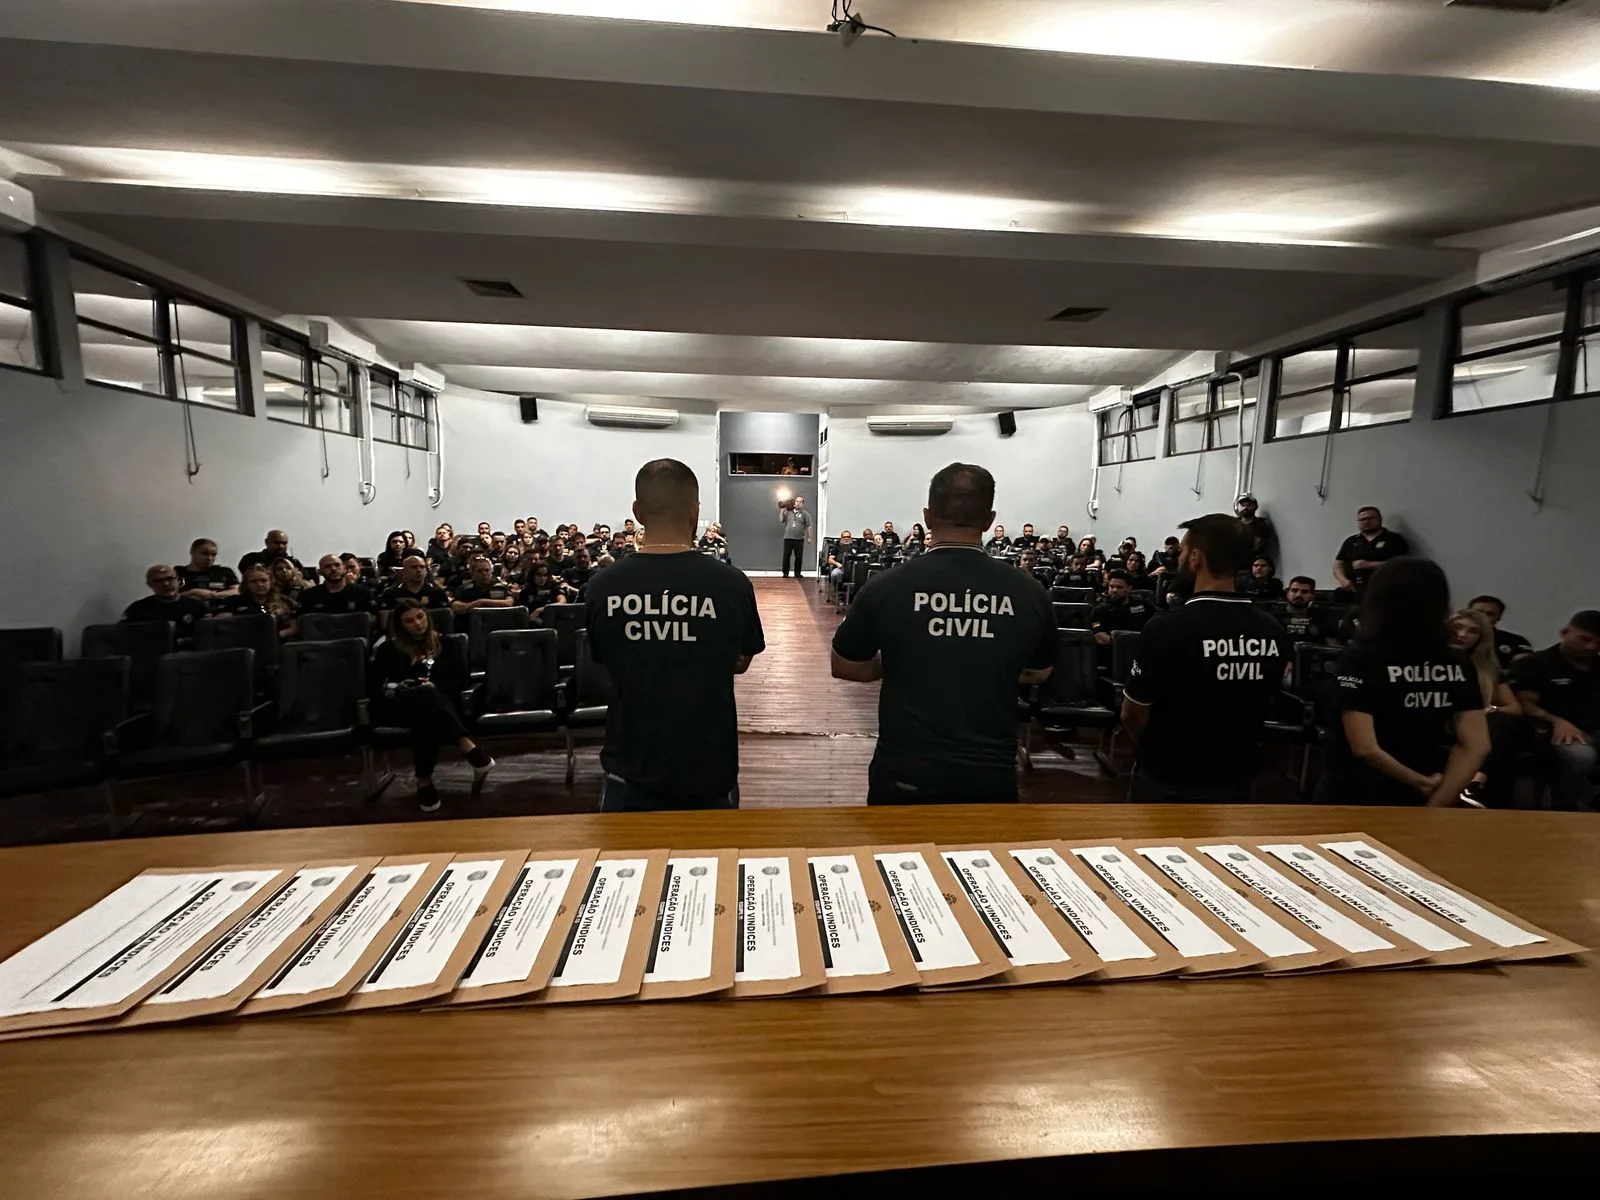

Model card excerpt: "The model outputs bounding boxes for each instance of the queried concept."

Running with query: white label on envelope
[942,849,1069,967]
[735,857,802,982]
[644,857,720,985]
[1134,846,1315,960]
[873,851,980,971]
[358,859,504,993]
[1008,848,1157,962]
[1070,846,1237,960]
[257,863,431,998]
[809,855,891,979]
[1258,844,1471,953]
[1195,845,1394,955]
[459,857,582,989]
[550,858,649,988]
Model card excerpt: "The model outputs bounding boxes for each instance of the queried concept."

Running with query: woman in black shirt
[373,600,493,813]
[376,530,409,577]
[219,564,298,638]
[521,561,566,622]
[1318,557,1489,807]
[1122,550,1153,593]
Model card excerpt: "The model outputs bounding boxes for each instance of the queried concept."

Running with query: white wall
[826,406,1096,538]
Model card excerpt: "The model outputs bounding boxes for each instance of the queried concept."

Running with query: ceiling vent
[1445,0,1568,12]
[460,277,524,299]
[585,405,680,429]
[866,415,954,436]
[1048,306,1108,323]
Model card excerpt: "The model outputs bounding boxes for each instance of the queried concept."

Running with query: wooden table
[1,805,1597,1198]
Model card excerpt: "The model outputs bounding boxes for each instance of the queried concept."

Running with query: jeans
[866,760,1017,805]
[600,774,739,812]
[781,538,805,577]
[1548,738,1599,811]
[829,567,844,593]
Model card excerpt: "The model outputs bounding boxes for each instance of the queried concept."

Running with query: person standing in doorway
[778,495,813,579]
[586,459,767,811]
[831,463,1057,804]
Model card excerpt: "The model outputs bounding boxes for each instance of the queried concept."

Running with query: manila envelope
[541,849,669,1004]
[1066,843,1264,975]
[1185,841,1426,972]
[444,848,601,1006]
[1123,841,1345,975]
[637,849,739,1002]
[1313,833,1587,963]
[237,855,452,1017]
[932,844,1103,988]
[806,847,921,996]
[0,863,299,1037]
[869,844,1010,988]
[1003,843,1187,981]
[333,850,527,1014]
[732,848,828,999]
[1251,838,1503,968]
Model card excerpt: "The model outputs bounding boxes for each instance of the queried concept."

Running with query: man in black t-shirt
[562,547,599,595]
[299,554,376,617]
[1239,556,1284,600]
[1279,576,1335,645]
[379,554,450,629]
[451,554,518,612]
[586,458,765,810]
[1510,611,1600,811]
[1235,494,1274,560]
[1469,595,1533,670]
[1121,514,1287,802]
[984,525,1010,553]
[237,528,304,576]
[879,521,901,548]
[176,538,239,600]
[1011,523,1040,550]
[1090,570,1153,646]
[832,463,1056,805]
[123,565,209,646]
[1333,506,1410,598]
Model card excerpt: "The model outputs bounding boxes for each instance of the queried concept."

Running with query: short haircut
[1570,610,1600,636]
[1253,555,1274,569]
[635,458,699,523]
[401,549,427,562]
[1106,568,1130,584]
[1164,536,1179,546]
[1470,594,1505,612]
[190,537,216,552]
[1178,514,1254,577]
[468,553,491,566]
[1289,575,1316,589]
[1358,505,1382,519]
[927,463,995,529]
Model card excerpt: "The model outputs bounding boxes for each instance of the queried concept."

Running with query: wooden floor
[0,577,1128,846]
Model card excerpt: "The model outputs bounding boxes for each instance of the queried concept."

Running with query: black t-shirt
[1122,593,1287,787]
[1335,529,1411,586]
[1327,641,1482,804]
[1011,533,1040,550]
[832,546,1056,778]
[298,583,374,615]
[1493,629,1533,670]
[1240,575,1284,601]
[176,564,238,593]
[1509,647,1600,730]
[1149,550,1180,575]
[984,535,1010,553]
[1058,568,1101,591]
[585,551,765,804]
[237,550,304,576]
[562,564,599,592]
[1090,596,1153,635]
[1239,515,1274,557]
[522,582,564,612]
[879,530,901,547]
[215,594,296,635]
[1279,606,1334,644]
[379,583,450,612]
[453,580,518,606]
[123,594,209,635]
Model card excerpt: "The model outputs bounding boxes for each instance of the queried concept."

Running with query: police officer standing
[585,459,766,811]
[831,463,1057,804]
[1120,513,1287,802]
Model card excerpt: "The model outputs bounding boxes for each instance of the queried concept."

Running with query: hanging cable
[355,363,377,505]
[828,0,897,38]
[426,387,445,509]
[169,302,202,481]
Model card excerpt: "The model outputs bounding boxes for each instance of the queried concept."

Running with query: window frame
[370,367,434,451]
[0,230,47,377]
[1444,274,1584,419]
[1166,371,1259,456]
[1096,389,1160,466]
[1266,312,1423,442]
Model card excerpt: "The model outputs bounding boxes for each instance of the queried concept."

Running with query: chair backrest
[538,604,586,668]
[845,557,872,591]
[468,606,530,669]
[429,607,455,637]
[81,621,173,706]
[1052,601,1091,630]
[1110,629,1142,684]
[4,658,130,764]
[573,630,613,708]
[0,627,64,692]
[298,611,373,643]
[1052,586,1094,604]
[194,614,280,680]
[149,649,255,747]
[1037,629,1099,708]
[276,638,367,733]
[483,628,559,712]
[1292,642,1345,728]
[1030,566,1057,588]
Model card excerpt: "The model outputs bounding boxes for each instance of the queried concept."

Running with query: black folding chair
[538,604,586,676]
[1051,586,1095,604]
[1021,629,1119,777]
[466,628,570,783]
[467,606,530,675]
[0,659,130,830]
[367,633,470,798]
[1052,601,1092,630]
[298,612,374,643]
[0,626,64,696]
[253,639,372,808]
[82,621,172,711]
[195,613,280,697]
[568,630,612,735]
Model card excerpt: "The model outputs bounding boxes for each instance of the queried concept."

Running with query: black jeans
[781,538,805,577]
[385,685,469,778]
[600,775,739,812]
[867,760,1017,805]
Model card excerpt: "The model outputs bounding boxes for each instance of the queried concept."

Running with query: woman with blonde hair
[219,563,299,638]
[1451,607,1525,806]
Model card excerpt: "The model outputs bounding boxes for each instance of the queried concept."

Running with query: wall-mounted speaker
[997,411,1017,438]
[519,395,539,424]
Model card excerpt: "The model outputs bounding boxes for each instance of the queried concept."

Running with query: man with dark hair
[451,554,517,612]
[777,495,813,579]
[123,564,209,645]
[985,524,1010,553]
[237,528,303,576]
[1012,522,1040,550]
[1510,611,1600,811]
[1333,505,1409,598]
[1235,494,1274,559]
[1469,595,1533,669]
[1090,568,1152,649]
[831,462,1057,804]
[379,553,449,630]
[586,458,766,810]
[176,538,239,600]
[1120,513,1287,802]
[1280,575,1334,644]
[1240,555,1284,600]
[300,553,376,616]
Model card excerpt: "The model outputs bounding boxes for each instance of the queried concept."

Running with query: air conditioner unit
[398,362,446,391]
[585,405,680,429]
[307,319,379,365]
[866,415,954,435]
[1087,387,1133,415]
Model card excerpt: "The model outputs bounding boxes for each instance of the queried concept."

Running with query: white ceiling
[3,0,1599,411]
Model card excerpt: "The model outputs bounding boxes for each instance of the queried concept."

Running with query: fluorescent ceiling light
[1453,363,1528,381]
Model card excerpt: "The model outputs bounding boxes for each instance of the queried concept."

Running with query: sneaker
[470,754,496,794]
[418,784,441,814]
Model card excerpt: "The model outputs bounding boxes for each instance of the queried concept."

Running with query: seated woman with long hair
[376,530,409,575]
[219,563,298,638]
[1451,607,1526,806]
[1318,558,1489,807]
[373,599,494,813]
[269,555,309,599]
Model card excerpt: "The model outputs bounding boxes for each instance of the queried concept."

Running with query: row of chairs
[0,628,611,834]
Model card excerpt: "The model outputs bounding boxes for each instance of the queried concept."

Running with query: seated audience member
[563,547,600,593]
[176,538,239,599]
[1240,555,1284,600]
[403,531,417,551]
[859,527,875,543]
[237,528,303,575]
[1122,550,1153,592]
[521,561,566,621]
[1469,594,1533,669]
[489,531,511,563]
[339,552,366,587]
[1510,611,1600,812]
[513,518,528,540]
[880,521,901,548]
[1318,558,1488,808]
[1149,536,1181,578]
[1333,505,1410,599]
[452,554,518,612]
[1016,549,1045,581]
[1077,536,1104,565]
[985,524,1010,552]
[528,516,548,538]
[445,537,481,588]
[1090,569,1153,646]
[1279,576,1335,644]
[1055,524,1071,546]
[373,600,493,813]
[1012,523,1040,550]
[476,521,493,542]
[1116,537,1138,562]
[300,553,376,615]
[901,534,925,560]
[123,565,210,644]
[1235,493,1274,559]
[1451,608,1526,807]
[697,523,727,553]
[218,563,298,638]
[379,553,450,627]
[271,555,310,599]
[502,542,524,578]
[907,522,927,546]
[376,530,409,576]
[1059,555,1101,591]
[826,531,856,591]
[545,541,569,579]
[426,523,455,570]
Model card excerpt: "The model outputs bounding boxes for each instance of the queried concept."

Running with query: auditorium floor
[2,578,1141,846]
